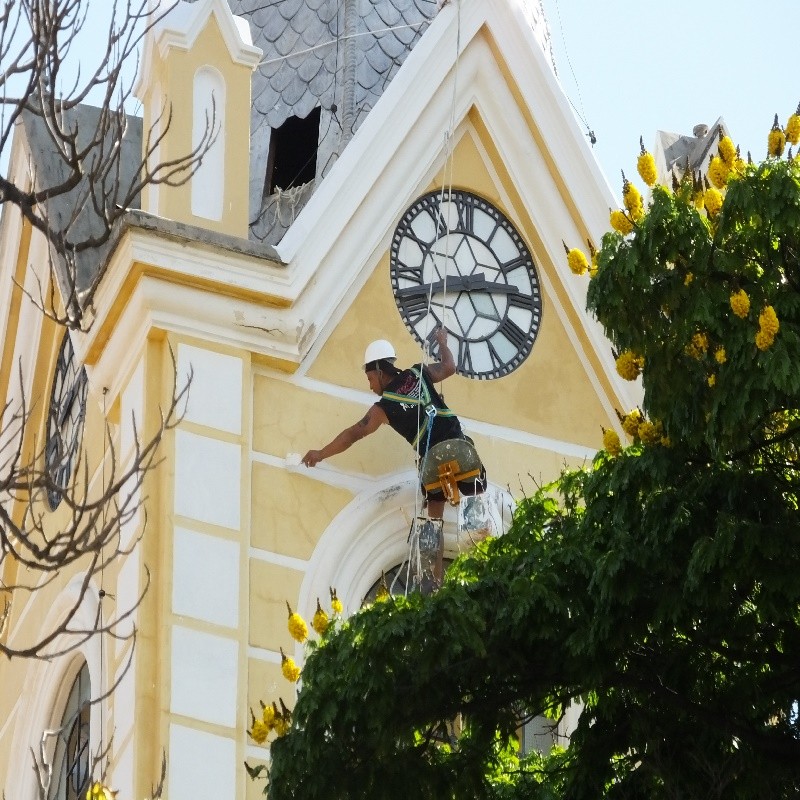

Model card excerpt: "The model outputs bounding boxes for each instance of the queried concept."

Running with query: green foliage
[261,150,800,798]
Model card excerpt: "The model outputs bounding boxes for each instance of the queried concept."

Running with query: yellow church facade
[0,0,638,798]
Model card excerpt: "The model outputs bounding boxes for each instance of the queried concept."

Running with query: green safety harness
[381,367,455,450]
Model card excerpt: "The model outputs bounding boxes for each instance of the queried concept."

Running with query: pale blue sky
[541,0,800,199]
[3,1,799,199]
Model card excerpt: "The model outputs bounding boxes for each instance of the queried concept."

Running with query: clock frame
[389,189,542,379]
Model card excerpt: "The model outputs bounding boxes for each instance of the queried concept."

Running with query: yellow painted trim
[0,219,32,404]
[251,351,299,375]
[86,260,292,365]
[462,106,623,413]
[479,25,596,251]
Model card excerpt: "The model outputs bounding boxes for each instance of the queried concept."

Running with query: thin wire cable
[551,0,595,144]
[407,0,464,588]
[256,22,428,69]
[99,387,108,768]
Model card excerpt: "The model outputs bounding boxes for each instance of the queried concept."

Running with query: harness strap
[381,368,454,448]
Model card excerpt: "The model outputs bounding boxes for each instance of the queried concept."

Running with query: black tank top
[376,364,462,456]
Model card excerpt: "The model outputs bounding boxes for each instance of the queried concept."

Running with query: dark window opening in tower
[266,107,321,195]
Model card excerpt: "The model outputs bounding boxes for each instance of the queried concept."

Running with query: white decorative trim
[248,547,308,573]
[177,344,243,435]
[168,724,237,800]
[174,527,241,627]
[4,578,105,800]
[174,429,242,530]
[191,66,225,222]
[298,473,513,618]
[247,647,281,665]
[170,626,239,728]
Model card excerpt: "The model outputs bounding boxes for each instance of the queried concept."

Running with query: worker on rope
[302,326,486,588]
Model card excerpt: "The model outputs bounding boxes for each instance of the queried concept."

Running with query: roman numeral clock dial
[389,190,542,379]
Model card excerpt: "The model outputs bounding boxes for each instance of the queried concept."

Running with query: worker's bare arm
[302,404,388,467]
[426,326,457,383]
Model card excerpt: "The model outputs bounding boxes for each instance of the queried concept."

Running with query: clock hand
[396,272,519,298]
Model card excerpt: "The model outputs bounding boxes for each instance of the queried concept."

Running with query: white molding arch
[5,577,105,800]
[298,470,514,617]
[192,65,225,221]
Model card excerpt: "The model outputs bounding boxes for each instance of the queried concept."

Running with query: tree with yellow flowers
[257,110,800,800]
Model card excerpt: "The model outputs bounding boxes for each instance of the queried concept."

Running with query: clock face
[389,189,542,379]
[45,333,88,510]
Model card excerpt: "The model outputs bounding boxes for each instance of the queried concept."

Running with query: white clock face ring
[390,189,542,379]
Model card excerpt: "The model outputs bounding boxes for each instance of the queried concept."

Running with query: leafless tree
[0,0,216,328]
[0,358,190,660]
[0,3,213,796]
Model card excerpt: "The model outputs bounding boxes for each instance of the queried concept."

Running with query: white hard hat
[363,339,396,368]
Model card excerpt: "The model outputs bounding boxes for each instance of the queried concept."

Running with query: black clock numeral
[508,291,534,311]
[498,319,529,351]
[400,226,435,252]
[401,294,430,324]
[455,196,474,233]
[393,262,424,284]
[487,341,505,373]
[498,256,529,275]
[457,342,473,375]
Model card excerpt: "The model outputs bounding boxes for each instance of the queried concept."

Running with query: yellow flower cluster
[692,331,709,353]
[787,104,800,145]
[589,246,599,279]
[250,717,270,745]
[330,587,343,615]
[637,419,664,446]
[707,374,716,388]
[708,156,730,189]
[567,247,589,275]
[621,408,643,438]
[704,187,723,216]
[281,648,302,683]
[730,289,750,318]
[287,602,308,643]
[602,428,622,456]
[768,114,787,158]
[718,135,736,166]
[610,209,634,235]
[622,176,644,220]
[685,331,709,360]
[684,272,694,286]
[313,599,329,635]
[249,699,292,744]
[615,350,644,381]
[756,305,780,350]
[86,783,117,800]
[637,138,658,186]
[714,346,727,364]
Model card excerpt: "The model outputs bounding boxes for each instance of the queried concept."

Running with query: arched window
[192,66,225,221]
[48,661,91,800]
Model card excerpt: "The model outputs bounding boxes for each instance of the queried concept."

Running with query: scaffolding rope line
[256,21,429,69]
[403,0,464,593]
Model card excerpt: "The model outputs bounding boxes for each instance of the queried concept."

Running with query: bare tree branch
[0,353,191,660]
[1,0,218,329]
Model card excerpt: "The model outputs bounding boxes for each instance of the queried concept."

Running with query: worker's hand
[302,450,323,467]
[433,325,449,349]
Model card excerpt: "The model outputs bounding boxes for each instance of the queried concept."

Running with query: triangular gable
[308,118,619,452]
[283,0,638,419]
